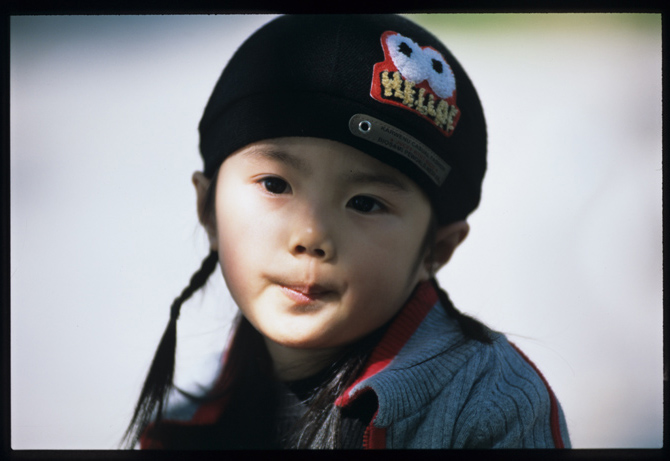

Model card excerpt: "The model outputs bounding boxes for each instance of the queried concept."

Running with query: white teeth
[385,32,456,99]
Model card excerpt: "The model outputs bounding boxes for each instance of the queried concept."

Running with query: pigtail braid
[122,250,219,448]
[431,278,493,344]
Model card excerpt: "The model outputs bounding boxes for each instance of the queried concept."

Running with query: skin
[193,137,468,380]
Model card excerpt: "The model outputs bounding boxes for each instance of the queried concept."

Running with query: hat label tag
[348,114,450,186]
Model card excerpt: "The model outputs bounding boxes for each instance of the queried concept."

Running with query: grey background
[10,14,662,448]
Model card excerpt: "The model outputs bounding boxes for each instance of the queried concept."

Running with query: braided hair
[122,250,218,448]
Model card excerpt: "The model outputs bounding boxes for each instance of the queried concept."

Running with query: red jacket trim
[363,414,387,450]
[335,281,437,408]
[509,342,565,448]
[335,281,437,449]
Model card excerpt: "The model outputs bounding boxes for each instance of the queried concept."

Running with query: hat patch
[371,31,460,137]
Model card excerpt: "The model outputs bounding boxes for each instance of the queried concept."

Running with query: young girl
[124,14,570,449]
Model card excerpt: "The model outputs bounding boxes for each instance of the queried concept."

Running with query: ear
[192,171,218,251]
[427,220,469,275]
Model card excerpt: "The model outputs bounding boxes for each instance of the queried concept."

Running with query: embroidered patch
[349,114,450,186]
[370,31,461,137]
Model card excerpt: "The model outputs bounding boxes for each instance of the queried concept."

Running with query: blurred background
[10,14,662,449]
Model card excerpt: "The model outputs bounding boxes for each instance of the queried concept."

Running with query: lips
[278,284,335,305]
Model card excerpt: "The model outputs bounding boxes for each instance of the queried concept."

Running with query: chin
[264,323,350,350]
[269,332,335,349]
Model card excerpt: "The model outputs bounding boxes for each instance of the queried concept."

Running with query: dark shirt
[151,368,376,449]
[273,368,377,448]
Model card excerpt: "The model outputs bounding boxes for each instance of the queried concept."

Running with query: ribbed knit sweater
[141,281,570,449]
[335,281,570,448]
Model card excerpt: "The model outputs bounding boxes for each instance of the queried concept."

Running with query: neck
[263,338,343,381]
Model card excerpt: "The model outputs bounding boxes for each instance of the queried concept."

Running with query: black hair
[121,250,218,448]
[123,166,491,449]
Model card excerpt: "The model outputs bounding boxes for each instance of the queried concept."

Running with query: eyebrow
[241,149,312,174]
[342,170,410,193]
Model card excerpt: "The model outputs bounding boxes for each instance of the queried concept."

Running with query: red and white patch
[371,31,461,137]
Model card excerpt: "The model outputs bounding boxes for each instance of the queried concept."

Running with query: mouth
[278,284,337,305]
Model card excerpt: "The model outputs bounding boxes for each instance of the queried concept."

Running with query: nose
[289,208,336,261]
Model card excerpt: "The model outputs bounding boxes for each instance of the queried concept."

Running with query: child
[124,14,570,449]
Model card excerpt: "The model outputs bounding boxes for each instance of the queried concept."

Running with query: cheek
[215,189,262,289]
[349,223,425,277]
[215,186,287,299]
[342,224,427,308]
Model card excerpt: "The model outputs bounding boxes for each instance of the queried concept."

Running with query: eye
[347,195,385,213]
[422,47,456,99]
[259,177,290,194]
[385,33,429,84]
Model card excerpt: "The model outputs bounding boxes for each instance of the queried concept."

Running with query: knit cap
[199,14,487,224]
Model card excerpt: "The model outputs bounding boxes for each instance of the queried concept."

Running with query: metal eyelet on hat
[358,120,372,134]
[348,113,450,186]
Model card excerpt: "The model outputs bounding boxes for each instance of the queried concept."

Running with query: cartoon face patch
[371,31,460,136]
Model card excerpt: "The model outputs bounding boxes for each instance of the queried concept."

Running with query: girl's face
[214,137,433,351]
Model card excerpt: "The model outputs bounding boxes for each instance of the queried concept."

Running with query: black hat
[199,14,487,224]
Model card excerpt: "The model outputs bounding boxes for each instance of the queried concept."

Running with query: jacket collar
[335,280,438,408]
